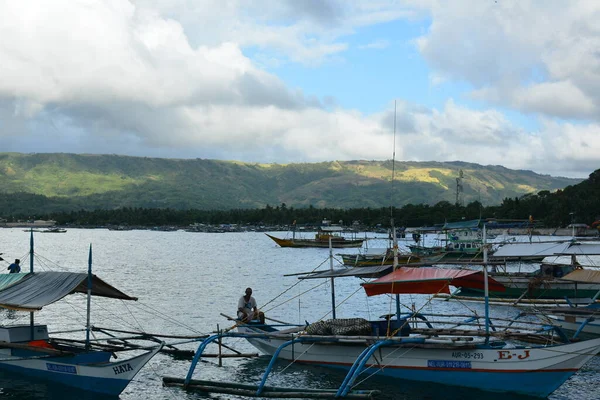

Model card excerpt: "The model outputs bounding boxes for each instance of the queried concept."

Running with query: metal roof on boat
[493,241,600,258]
[493,242,572,258]
[557,243,600,256]
[0,272,136,311]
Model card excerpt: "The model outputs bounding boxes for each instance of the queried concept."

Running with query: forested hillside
[0,153,579,215]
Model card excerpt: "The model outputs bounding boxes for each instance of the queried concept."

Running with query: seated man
[237,287,265,324]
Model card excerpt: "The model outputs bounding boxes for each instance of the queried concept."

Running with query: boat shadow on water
[233,356,544,400]
[0,369,117,400]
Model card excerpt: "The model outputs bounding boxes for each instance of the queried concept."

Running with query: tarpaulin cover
[561,269,600,284]
[0,273,28,291]
[361,267,505,296]
[0,272,136,311]
[441,219,482,230]
[299,265,393,280]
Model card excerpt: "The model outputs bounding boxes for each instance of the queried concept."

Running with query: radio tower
[455,169,464,206]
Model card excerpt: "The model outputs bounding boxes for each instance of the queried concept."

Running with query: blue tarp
[441,219,482,230]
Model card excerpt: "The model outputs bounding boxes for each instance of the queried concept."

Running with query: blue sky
[0,1,599,178]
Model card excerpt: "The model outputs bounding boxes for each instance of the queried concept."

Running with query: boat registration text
[428,360,472,369]
[451,352,484,359]
[46,363,77,374]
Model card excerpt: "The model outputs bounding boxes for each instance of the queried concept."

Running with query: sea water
[0,229,598,400]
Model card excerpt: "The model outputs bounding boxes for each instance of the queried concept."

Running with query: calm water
[0,229,598,400]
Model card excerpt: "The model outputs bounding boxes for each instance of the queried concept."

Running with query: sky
[1,1,600,179]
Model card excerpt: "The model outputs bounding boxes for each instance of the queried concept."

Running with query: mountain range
[0,152,581,212]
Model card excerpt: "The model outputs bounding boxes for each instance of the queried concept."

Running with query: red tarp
[361,267,505,296]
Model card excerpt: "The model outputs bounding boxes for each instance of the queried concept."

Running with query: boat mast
[86,244,92,350]
[29,229,35,340]
[482,224,490,344]
[329,237,336,319]
[391,101,401,318]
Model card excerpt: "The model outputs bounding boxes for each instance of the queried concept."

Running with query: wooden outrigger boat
[0,231,163,396]
[408,220,491,261]
[266,225,364,249]
[525,269,600,338]
[167,262,600,398]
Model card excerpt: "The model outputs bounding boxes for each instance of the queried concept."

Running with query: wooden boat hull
[266,234,364,249]
[456,274,600,299]
[0,344,162,395]
[238,325,600,398]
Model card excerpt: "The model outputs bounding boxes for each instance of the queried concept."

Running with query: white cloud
[0,0,599,180]
[416,0,600,122]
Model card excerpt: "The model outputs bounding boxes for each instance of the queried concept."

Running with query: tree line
[2,169,598,228]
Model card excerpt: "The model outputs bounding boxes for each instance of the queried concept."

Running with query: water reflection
[0,370,117,400]
[0,229,596,400]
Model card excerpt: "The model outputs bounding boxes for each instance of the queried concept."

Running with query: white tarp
[493,242,571,258]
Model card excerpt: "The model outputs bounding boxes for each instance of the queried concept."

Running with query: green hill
[0,152,580,213]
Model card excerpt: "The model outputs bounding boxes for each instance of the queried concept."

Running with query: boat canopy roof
[0,272,136,311]
[493,242,571,258]
[0,273,28,291]
[442,219,481,230]
[363,248,388,256]
[299,265,392,280]
[561,269,600,284]
[493,241,600,258]
[557,243,600,256]
[361,267,505,296]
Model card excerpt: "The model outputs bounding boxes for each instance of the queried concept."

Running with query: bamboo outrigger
[162,329,381,399]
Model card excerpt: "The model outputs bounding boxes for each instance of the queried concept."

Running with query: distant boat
[41,227,67,233]
[22,227,66,233]
[108,225,132,231]
[266,225,364,249]
[408,220,492,262]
